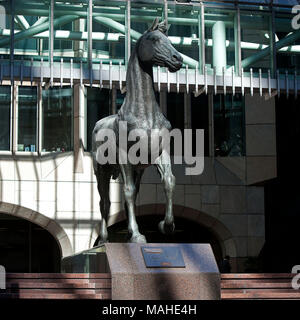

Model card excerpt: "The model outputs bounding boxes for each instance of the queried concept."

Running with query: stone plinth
[105,243,220,300]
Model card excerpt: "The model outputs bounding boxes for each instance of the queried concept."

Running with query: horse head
[136,18,183,72]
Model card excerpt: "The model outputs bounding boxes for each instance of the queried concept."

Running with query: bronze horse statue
[92,18,183,244]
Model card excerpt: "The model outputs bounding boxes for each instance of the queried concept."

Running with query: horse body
[92,18,183,244]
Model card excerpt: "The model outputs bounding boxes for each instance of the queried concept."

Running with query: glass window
[42,87,73,152]
[204,7,236,74]
[168,4,199,62]
[15,16,38,53]
[86,88,110,152]
[0,86,11,151]
[167,92,184,131]
[191,94,209,157]
[214,94,245,157]
[116,90,125,112]
[18,87,37,152]
[92,1,126,61]
[275,11,300,75]
[240,9,272,73]
[167,92,184,157]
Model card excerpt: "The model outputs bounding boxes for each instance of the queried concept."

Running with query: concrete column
[159,91,167,117]
[73,19,85,58]
[184,93,191,129]
[73,84,87,173]
[212,21,227,75]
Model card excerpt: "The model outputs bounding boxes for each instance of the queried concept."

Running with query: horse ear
[148,17,159,32]
[157,20,169,34]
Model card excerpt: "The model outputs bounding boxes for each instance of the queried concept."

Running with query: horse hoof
[129,234,147,243]
[94,239,108,247]
[158,220,175,235]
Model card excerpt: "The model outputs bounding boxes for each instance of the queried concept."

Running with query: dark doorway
[100,215,223,267]
[0,213,61,272]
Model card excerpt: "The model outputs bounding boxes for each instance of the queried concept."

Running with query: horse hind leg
[155,150,175,235]
[95,166,111,245]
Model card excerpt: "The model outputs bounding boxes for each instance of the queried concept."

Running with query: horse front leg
[155,150,176,234]
[120,164,146,243]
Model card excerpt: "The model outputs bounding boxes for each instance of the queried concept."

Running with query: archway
[0,212,61,272]
[0,202,73,259]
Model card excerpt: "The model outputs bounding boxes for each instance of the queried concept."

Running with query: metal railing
[1,58,298,98]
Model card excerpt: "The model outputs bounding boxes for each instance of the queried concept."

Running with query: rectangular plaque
[141,246,185,268]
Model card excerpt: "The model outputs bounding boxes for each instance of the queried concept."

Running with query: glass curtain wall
[42,87,73,152]
[0,86,11,151]
[204,6,236,75]
[240,5,273,74]
[92,1,126,62]
[214,93,245,157]
[275,9,300,75]
[18,86,37,152]
[86,87,110,151]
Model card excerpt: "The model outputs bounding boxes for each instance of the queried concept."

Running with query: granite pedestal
[105,243,220,300]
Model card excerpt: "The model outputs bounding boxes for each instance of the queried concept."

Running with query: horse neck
[120,49,159,122]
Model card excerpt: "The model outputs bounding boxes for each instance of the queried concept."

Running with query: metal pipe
[15,15,29,30]
[212,21,227,75]
[0,15,78,47]
[88,0,93,73]
[2,28,300,55]
[0,29,123,42]
[94,16,140,41]
[32,17,48,28]
[242,30,300,69]
[49,0,54,87]
[164,0,168,35]
[199,1,205,74]
[125,0,131,64]
[11,4,242,27]
[11,3,294,31]
[270,2,277,77]
[234,3,241,76]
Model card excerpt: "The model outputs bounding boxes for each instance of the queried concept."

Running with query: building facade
[0,0,299,272]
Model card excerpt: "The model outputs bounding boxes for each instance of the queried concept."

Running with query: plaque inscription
[141,246,185,268]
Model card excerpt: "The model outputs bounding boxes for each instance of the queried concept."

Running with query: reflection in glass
[0,86,11,151]
[42,87,73,152]
[214,94,245,156]
[240,10,272,73]
[275,13,300,75]
[18,87,37,152]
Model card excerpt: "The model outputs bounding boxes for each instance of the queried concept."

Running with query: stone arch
[0,201,73,257]
[105,203,237,257]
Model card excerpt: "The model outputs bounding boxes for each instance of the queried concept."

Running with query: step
[0,292,104,299]
[221,273,295,279]
[6,273,111,279]
[221,281,294,289]
[6,279,111,288]
[5,288,99,294]
[5,282,97,289]
[221,291,300,299]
